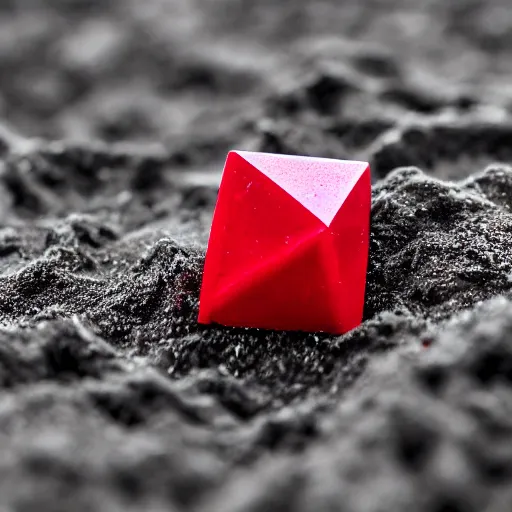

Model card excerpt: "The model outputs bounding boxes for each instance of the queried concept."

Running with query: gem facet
[198,151,371,334]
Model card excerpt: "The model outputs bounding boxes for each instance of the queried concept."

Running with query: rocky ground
[1,0,512,510]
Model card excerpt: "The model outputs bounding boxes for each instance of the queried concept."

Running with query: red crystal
[198,151,371,334]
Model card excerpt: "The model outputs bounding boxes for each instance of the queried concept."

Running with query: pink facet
[198,150,371,334]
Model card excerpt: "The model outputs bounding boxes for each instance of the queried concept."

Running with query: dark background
[0,0,512,511]
[3,0,512,168]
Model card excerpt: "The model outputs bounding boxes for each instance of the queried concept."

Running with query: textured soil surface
[2,0,512,510]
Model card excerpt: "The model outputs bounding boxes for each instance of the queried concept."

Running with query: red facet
[198,150,371,334]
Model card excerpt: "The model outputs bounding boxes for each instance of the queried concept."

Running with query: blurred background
[1,0,512,180]
[0,3,512,510]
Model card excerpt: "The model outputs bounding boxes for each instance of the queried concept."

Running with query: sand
[1,0,512,510]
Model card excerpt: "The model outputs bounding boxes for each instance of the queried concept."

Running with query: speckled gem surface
[198,150,371,334]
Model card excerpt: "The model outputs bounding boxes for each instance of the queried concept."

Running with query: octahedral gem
[198,150,371,334]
